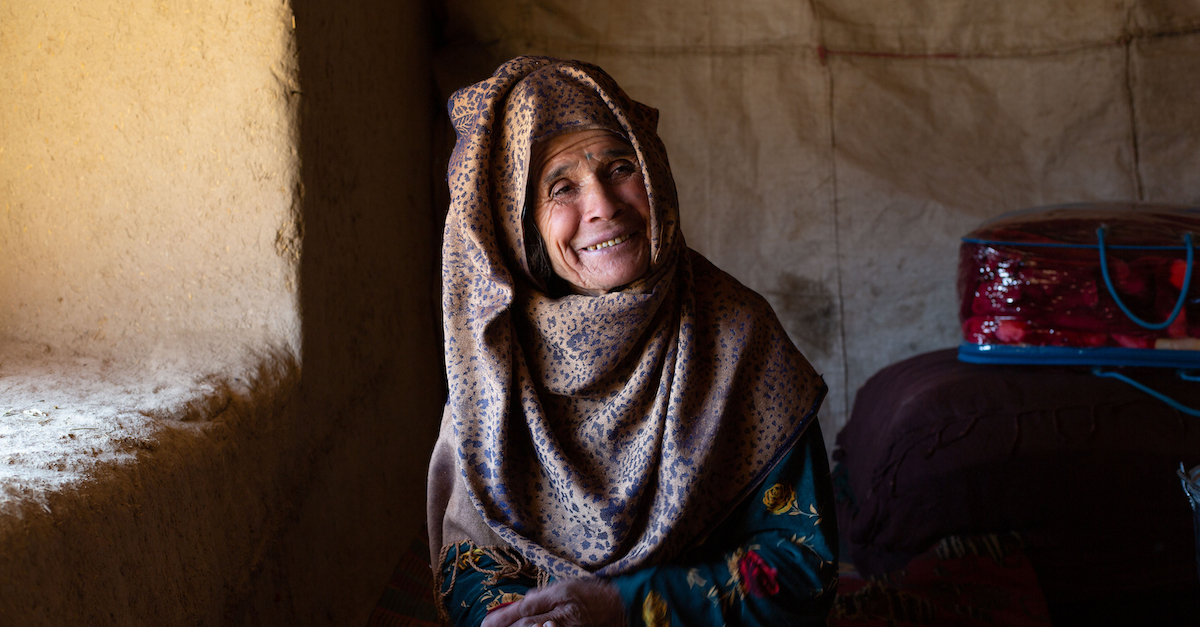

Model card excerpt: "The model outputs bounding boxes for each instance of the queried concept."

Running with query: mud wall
[0,1,443,625]
[1,0,301,363]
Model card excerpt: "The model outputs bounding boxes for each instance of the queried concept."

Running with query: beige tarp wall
[437,0,1200,451]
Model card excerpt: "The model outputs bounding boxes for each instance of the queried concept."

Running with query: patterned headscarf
[440,56,824,578]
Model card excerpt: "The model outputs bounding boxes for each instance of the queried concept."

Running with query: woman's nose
[582,182,624,221]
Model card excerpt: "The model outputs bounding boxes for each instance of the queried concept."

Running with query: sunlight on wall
[0,0,300,361]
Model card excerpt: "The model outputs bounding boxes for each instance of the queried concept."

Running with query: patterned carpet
[830,533,1050,627]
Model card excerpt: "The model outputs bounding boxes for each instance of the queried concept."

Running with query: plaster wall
[435,0,1200,452]
[0,0,444,625]
[0,0,300,362]
[233,0,444,622]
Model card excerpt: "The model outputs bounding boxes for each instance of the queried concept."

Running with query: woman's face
[530,129,652,295]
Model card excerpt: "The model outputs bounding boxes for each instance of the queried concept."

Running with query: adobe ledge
[0,340,302,624]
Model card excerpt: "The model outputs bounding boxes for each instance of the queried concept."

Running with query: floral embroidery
[483,591,525,611]
[456,547,488,570]
[724,548,747,603]
[806,502,824,526]
[763,484,824,525]
[738,549,780,598]
[763,483,796,514]
[722,546,780,602]
[782,534,833,567]
[642,590,670,627]
[484,588,528,607]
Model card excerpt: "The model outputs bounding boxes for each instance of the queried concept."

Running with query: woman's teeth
[584,234,631,252]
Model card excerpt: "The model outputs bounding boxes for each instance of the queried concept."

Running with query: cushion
[833,349,1200,620]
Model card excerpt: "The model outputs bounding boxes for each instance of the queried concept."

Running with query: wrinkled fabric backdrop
[432,0,1200,455]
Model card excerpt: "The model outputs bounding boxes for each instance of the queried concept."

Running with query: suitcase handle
[1093,366,1200,417]
[1096,226,1194,330]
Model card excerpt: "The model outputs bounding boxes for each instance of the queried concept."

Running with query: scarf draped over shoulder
[437,56,825,579]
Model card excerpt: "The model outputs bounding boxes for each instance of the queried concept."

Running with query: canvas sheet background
[432,0,1200,453]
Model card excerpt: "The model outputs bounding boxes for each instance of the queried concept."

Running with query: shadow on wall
[230,1,446,624]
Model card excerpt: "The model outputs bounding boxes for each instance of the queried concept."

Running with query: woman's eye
[550,182,574,199]
[610,161,637,179]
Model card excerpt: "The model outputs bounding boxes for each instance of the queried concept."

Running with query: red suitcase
[958,202,1200,368]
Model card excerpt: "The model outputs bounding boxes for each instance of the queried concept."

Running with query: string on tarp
[1096,226,1194,331]
[1092,366,1200,417]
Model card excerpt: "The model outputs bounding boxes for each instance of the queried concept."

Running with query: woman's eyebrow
[540,146,634,186]
[541,163,573,186]
[586,146,634,161]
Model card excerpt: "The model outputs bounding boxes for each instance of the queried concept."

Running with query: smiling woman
[428,56,839,627]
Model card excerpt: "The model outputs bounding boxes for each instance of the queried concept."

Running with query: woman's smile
[582,232,634,252]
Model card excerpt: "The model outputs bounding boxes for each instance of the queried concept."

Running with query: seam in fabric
[516,26,1200,60]
[814,2,852,426]
[1122,21,1145,201]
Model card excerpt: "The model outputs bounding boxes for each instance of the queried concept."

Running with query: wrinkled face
[530,129,652,295]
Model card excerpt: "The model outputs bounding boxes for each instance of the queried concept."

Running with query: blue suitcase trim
[958,342,1200,369]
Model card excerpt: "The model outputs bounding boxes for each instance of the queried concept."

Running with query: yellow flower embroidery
[763,483,796,514]
[484,591,524,611]
[456,547,487,570]
[642,590,670,627]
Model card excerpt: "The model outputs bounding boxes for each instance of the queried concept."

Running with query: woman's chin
[571,257,650,294]
[576,272,647,294]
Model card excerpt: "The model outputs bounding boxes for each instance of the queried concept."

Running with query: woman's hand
[480,579,626,627]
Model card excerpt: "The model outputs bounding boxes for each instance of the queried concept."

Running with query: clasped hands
[480,579,626,627]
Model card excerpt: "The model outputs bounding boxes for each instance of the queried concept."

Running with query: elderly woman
[427,57,837,627]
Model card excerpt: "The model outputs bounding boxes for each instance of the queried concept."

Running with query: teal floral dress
[437,423,838,626]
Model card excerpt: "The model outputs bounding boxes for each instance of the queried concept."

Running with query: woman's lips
[581,232,634,252]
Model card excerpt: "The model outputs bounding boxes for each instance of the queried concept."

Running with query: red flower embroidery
[738,549,779,597]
